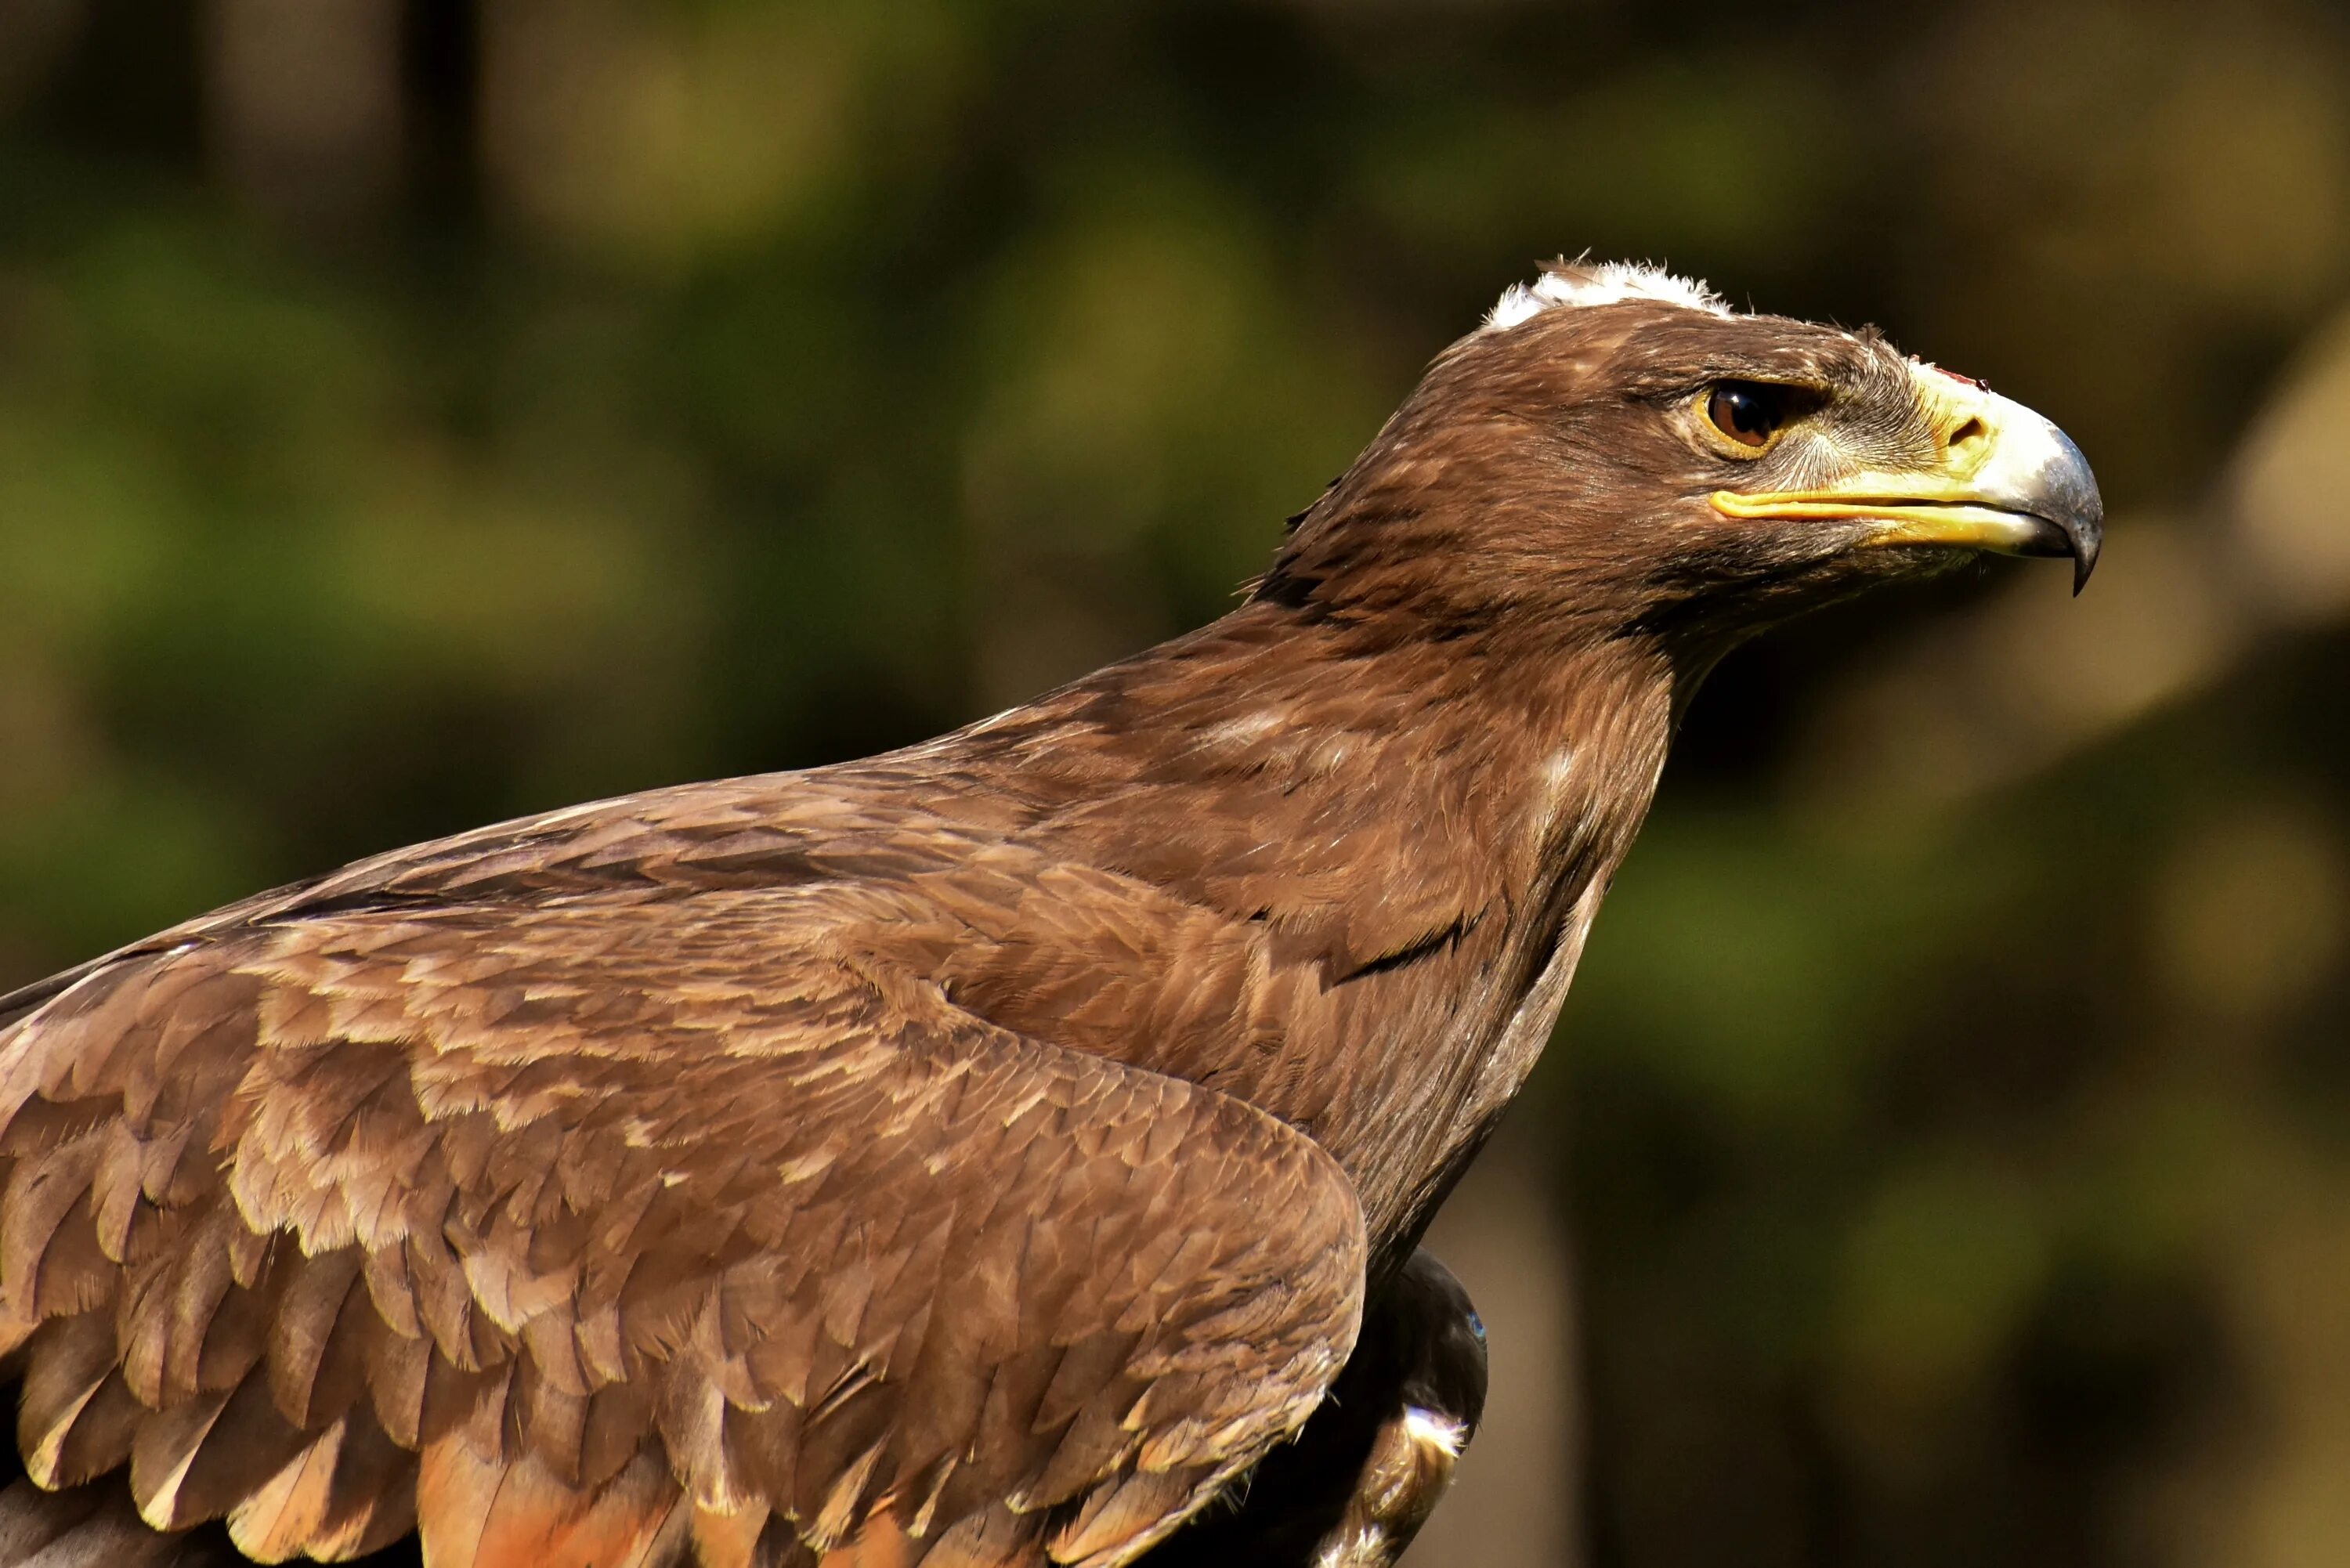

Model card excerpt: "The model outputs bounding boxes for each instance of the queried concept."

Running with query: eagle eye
[1702,381,1802,452]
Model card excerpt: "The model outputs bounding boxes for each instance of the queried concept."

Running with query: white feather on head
[1484,256,1729,331]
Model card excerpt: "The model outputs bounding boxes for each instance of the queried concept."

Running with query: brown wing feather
[0,889,1364,1567]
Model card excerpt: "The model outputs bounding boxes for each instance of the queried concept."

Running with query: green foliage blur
[2,4,2347,1565]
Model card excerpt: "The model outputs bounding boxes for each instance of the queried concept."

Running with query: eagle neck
[987,599,1676,1245]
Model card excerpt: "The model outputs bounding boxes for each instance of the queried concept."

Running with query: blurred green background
[2,2,2347,1564]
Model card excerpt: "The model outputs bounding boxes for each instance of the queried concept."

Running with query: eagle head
[1257,258,2102,656]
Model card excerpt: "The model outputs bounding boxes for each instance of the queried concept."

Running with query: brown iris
[1704,381,1795,450]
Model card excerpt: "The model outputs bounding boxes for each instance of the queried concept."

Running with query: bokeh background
[2,2,2347,1564]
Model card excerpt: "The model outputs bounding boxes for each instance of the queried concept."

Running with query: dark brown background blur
[2,3,2347,1564]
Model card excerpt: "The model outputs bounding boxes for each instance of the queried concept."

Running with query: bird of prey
[0,259,2100,1568]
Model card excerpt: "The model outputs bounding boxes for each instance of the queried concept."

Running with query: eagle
[0,260,2099,1568]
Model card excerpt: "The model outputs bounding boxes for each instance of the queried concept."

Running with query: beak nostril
[1947,416,1987,454]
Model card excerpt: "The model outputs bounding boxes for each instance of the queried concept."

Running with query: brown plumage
[0,261,2100,1567]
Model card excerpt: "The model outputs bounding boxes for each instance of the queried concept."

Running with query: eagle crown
[1483,256,1729,331]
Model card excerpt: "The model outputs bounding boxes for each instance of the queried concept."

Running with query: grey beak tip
[2046,425,2102,597]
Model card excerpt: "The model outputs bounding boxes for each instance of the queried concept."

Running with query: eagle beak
[1709,377,2104,594]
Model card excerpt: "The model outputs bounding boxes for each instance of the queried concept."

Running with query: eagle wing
[0,887,1365,1567]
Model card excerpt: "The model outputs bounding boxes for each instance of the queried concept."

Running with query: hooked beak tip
[2040,423,2102,595]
